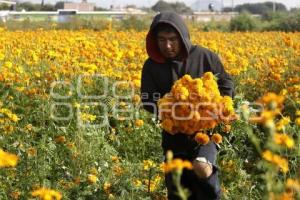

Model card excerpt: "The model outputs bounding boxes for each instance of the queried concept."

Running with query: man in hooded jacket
[141,11,234,200]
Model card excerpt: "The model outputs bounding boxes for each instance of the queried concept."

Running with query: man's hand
[192,158,213,179]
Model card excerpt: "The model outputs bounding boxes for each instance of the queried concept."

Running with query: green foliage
[118,16,150,31]
[151,0,193,14]
[16,2,41,11]
[54,1,64,10]
[230,12,259,31]
[0,3,10,10]
[40,4,56,11]
[235,2,287,15]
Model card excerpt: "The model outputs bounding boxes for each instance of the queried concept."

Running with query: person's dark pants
[165,142,221,200]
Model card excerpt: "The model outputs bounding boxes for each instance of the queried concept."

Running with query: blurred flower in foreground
[162,151,193,173]
[31,188,62,200]
[0,149,19,167]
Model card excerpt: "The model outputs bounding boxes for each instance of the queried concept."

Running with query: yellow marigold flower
[27,147,37,157]
[262,150,273,162]
[222,96,235,116]
[276,117,290,131]
[87,174,97,184]
[73,102,80,108]
[10,191,21,200]
[211,133,222,144]
[272,154,289,173]
[80,113,96,121]
[113,165,123,176]
[0,53,4,61]
[273,133,294,148]
[103,182,111,194]
[0,149,19,168]
[286,178,300,190]
[3,125,14,134]
[194,132,210,145]
[4,61,12,68]
[25,124,33,131]
[295,118,300,126]
[90,167,98,175]
[133,179,142,187]
[202,72,214,81]
[31,188,62,200]
[181,74,193,83]
[177,86,189,101]
[9,114,20,123]
[111,155,119,162]
[223,124,231,133]
[143,159,155,171]
[132,94,141,104]
[135,119,144,127]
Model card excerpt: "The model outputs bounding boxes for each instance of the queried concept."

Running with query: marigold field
[0,27,300,200]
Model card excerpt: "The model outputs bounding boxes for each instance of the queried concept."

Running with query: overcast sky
[20,0,300,9]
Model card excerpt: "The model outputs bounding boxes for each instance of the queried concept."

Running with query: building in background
[64,0,95,11]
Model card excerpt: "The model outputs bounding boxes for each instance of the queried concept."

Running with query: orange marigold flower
[273,133,294,149]
[162,158,193,173]
[195,132,210,145]
[55,136,66,144]
[262,150,273,162]
[286,178,300,190]
[135,119,144,127]
[211,133,222,144]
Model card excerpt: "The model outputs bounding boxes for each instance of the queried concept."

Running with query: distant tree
[223,7,233,12]
[290,8,300,13]
[173,2,193,14]
[17,2,41,11]
[0,3,10,10]
[95,6,108,11]
[54,1,64,10]
[41,4,55,11]
[235,2,287,15]
[275,10,300,31]
[230,12,258,31]
[151,0,193,14]
[152,0,173,12]
[261,11,287,21]
[126,5,137,9]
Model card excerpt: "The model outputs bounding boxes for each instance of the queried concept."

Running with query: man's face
[157,31,182,59]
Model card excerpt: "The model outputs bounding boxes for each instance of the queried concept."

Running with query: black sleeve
[141,60,159,114]
[210,53,235,98]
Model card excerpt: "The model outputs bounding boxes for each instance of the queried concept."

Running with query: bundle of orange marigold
[158,72,236,145]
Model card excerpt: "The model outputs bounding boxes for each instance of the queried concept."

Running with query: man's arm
[210,53,235,98]
[141,61,159,114]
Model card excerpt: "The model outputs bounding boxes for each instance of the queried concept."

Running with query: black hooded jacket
[141,11,234,153]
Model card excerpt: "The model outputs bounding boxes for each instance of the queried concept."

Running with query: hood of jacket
[146,11,192,63]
